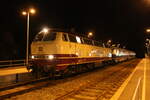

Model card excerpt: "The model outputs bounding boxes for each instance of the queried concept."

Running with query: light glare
[30,8,36,14]
[42,28,49,34]
[22,11,27,15]
[76,36,81,43]
[89,32,93,36]
[31,56,34,59]
[48,55,54,60]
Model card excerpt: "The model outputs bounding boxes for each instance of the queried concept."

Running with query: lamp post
[22,8,36,67]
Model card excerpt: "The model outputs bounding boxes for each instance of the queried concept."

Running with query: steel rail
[54,60,139,100]
[0,76,50,99]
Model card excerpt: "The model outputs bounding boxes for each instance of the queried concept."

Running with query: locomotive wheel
[62,65,77,77]
[62,67,72,77]
[76,64,83,74]
[86,63,95,70]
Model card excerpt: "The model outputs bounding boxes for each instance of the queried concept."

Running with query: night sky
[0,0,149,59]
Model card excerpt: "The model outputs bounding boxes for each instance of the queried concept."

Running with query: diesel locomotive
[28,28,136,76]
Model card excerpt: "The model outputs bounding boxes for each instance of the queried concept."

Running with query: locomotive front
[29,29,58,74]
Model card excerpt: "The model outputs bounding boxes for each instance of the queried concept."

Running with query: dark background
[0,0,149,60]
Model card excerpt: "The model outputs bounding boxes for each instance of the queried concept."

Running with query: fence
[0,60,26,68]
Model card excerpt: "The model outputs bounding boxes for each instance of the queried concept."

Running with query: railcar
[29,29,135,76]
[112,48,136,63]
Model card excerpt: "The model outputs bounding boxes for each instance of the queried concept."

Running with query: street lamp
[42,28,49,34]
[22,8,36,67]
[88,32,93,38]
[146,28,150,33]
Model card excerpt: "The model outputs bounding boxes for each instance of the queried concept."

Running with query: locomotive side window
[94,41,98,46]
[83,38,93,45]
[68,34,77,43]
[34,32,56,41]
[62,34,68,41]
[94,41,103,47]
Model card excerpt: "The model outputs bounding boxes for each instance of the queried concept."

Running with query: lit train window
[68,34,77,43]
[76,36,81,43]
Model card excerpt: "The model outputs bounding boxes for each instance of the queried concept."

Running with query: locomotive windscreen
[34,32,56,41]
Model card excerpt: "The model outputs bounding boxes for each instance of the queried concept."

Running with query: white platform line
[110,59,144,100]
[142,59,146,100]
[132,77,142,100]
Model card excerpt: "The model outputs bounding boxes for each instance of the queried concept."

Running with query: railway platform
[0,66,28,76]
[110,58,150,100]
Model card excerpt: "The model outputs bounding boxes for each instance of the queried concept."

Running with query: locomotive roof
[42,28,135,53]
[49,28,95,40]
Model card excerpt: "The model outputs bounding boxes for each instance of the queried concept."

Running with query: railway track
[55,60,139,100]
[0,59,140,100]
[0,76,52,99]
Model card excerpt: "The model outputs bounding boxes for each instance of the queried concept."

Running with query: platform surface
[0,66,28,76]
[110,58,150,100]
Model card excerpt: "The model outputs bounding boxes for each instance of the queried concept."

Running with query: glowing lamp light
[89,53,92,56]
[31,55,35,59]
[29,8,36,14]
[22,8,36,16]
[89,32,93,36]
[88,32,93,38]
[42,28,49,34]
[146,29,150,33]
[22,11,27,15]
[75,52,79,56]
[48,55,54,60]
[108,40,112,43]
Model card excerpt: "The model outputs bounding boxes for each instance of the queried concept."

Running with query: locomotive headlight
[48,55,54,60]
[31,55,35,59]
[108,53,112,57]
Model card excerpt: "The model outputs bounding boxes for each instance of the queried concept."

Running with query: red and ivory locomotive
[29,28,136,75]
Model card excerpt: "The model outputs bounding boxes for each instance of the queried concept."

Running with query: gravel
[5,61,136,100]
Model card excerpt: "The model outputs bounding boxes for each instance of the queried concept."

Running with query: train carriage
[112,48,136,62]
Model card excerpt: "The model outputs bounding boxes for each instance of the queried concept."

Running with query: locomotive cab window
[34,32,56,41]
